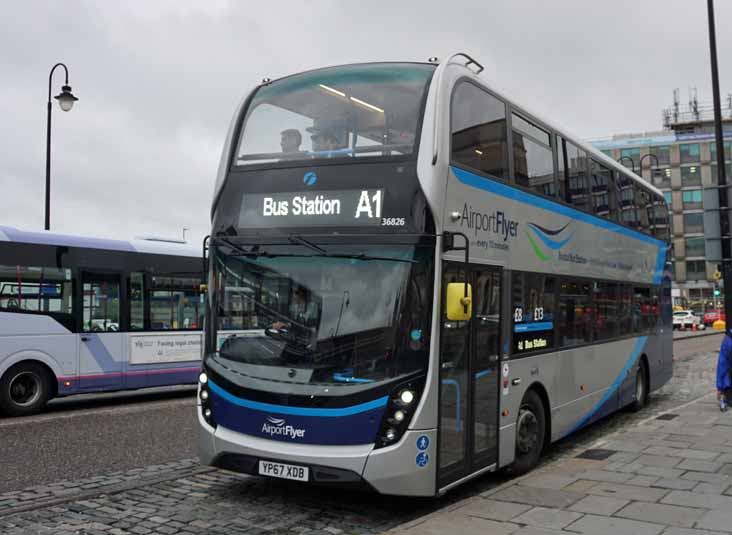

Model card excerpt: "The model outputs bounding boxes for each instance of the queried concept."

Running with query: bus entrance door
[78,272,123,390]
[438,264,501,489]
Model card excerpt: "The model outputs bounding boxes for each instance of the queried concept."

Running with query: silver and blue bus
[0,226,204,416]
[198,53,672,496]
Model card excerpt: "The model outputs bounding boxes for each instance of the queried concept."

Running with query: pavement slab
[614,501,707,528]
[567,495,630,516]
[490,485,586,509]
[510,506,583,530]
[564,513,665,535]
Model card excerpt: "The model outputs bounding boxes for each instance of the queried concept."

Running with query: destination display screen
[239,189,388,228]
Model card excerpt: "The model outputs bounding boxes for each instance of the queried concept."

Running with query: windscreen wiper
[288,234,327,254]
[316,253,418,264]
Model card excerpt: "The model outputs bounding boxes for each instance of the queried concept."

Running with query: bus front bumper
[198,411,437,496]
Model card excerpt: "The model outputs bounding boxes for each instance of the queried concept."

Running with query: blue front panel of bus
[208,380,388,446]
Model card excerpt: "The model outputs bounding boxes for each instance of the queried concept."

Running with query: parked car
[673,310,704,330]
[703,309,726,326]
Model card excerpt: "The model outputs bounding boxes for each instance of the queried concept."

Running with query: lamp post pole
[618,156,637,174]
[45,63,78,231]
[640,153,660,184]
[707,0,731,329]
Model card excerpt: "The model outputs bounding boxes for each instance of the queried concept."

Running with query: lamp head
[54,85,78,112]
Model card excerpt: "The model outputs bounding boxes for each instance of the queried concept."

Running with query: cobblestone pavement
[0,350,720,534]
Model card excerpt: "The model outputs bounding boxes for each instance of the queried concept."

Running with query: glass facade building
[593,119,732,312]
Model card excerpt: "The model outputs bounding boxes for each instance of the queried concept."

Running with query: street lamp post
[707,0,731,330]
[640,153,660,185]
[45,63,78,231]
[618,156,636,174]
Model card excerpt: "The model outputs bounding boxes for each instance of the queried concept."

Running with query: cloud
[2,0,731,245]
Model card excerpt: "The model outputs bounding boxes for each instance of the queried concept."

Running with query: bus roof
[0,226,201,258]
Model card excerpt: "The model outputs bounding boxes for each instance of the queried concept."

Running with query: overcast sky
[2,0,731,246]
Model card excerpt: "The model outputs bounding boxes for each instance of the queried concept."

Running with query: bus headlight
[399,390,415,405]
[375,381,422,449]
[199,370,216,428]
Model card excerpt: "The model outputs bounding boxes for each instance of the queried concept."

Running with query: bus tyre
[0,362,52,417]
[510,390,546,475]
[630,362,647,412]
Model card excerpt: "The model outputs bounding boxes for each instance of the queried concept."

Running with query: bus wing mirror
[446,282,472,321]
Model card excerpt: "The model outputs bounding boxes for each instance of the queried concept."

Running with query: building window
[687,260,707,281]
[685,237,706,258]
[558,279,592,347]
[601,149,612,158]
[650,145,671,165]
[682,189,703,210]
[663,191,672,206]
[512,114,555,197]
[681,165,701,186]
[680,143,700,164]
[511,272,555,355]
[683,212,704,234]
[620,147,640,168]
[710,141,731,162]
[712,163,732,184]
[451,82,509,180]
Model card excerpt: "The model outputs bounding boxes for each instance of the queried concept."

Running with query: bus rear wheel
[509,390,546,475]
[629,362,647,412]
[0,362,52,417]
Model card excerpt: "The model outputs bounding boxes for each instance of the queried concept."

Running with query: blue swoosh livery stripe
[567,336,647,435]
[527,224,574,250]
[208,380,389,417]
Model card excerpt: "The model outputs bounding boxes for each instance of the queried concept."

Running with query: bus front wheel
[509,390,546,475]
[0,362,52,417]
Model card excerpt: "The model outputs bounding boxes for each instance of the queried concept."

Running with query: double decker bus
[198,53,672,496]
[0,226,204,416]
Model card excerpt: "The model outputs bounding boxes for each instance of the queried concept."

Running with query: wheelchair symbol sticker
[416,435,430,451]
[416,452,429,468]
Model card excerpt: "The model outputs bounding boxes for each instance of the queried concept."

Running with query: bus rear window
[235,63,435,166]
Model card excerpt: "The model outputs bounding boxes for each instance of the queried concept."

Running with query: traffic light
[715,289,721,296]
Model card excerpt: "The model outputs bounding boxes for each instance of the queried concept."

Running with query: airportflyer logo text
[261,416,306,440]
[526,221,574,262]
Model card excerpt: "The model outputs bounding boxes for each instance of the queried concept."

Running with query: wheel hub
[517,408,538,454]
[8,372,41,406]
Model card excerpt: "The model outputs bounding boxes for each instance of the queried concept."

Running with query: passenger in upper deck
[279,129,304,159]
[307,118,347,154]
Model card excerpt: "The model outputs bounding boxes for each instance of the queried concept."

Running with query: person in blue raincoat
[716,329,732,410]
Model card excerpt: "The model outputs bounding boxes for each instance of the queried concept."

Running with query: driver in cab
[271,286,318,331]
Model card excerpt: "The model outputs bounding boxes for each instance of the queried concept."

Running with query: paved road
[673,331,724,360]
[0,337,722,533]
[0,386,197,493]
